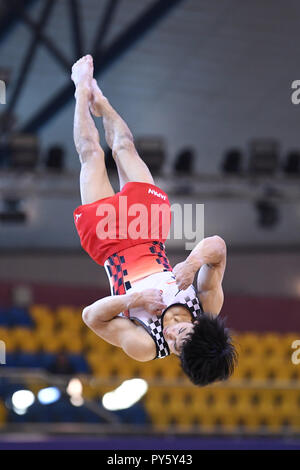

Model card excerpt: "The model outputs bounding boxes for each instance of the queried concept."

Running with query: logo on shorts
[75,213,82,222]
[148,188,166,200]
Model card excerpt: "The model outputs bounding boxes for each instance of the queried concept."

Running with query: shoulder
[100,316,156,361]
[120,321,157,361]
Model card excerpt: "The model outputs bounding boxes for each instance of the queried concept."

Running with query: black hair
[179,313,238,386]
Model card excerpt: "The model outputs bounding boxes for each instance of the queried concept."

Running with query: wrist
[126,292,141,309]
[185,257,200,275]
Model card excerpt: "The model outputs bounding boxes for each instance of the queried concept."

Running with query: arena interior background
[0,0,299,450]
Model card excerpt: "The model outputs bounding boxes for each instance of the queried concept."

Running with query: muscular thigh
[113,144,155,189]
[79,150,115,204]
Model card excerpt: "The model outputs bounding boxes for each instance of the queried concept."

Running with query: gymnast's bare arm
[172,235,226,315]
[82,289,166,362]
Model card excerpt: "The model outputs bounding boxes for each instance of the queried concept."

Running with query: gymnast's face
[163,305,195,355]
[163,322,194,355]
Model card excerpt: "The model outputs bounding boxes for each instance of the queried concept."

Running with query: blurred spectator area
[0,134,65,172]
[0,286,299,434]
[0,280,299,332]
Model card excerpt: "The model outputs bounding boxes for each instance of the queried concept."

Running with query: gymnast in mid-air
[71,54,237,386]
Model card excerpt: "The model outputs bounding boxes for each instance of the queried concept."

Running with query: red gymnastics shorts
[73,182,172,267]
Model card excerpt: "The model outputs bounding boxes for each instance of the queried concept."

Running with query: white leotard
[118,271,203,359]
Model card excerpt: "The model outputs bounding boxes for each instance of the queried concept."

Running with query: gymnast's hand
[173,261,195,291]
[129,289,167,316]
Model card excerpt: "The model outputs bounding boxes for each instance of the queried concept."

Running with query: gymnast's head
[163,305,237,386]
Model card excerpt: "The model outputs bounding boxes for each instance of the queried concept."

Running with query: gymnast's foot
[89,78,110,117]
[71,54,93,98]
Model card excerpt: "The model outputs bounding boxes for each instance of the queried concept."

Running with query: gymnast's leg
[71,55,115,204]
[90,78,154,190]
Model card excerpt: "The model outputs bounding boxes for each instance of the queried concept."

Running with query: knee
[112,134,135,158]
[79,146,104,165]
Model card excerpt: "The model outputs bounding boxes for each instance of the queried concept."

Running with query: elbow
[82,305,105,330]
[82,306,92,326]
[212,235,226,249]
[211,235,226,260]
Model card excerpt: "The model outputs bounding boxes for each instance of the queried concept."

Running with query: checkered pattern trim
[146,317,170,359]
[149,241,172,272]
[106,253,132,317]
[148,291,203,359]
[106,254,132,295]
[184,294,203,319]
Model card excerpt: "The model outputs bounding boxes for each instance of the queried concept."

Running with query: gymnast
[71,55,237,386]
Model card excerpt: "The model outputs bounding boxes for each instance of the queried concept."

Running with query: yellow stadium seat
[144,388,157,406]
[259,389,300,432]
[56,306,82,331]
[165,387,184,407]
[267,390,300,432]
[95,363,116,379]
[67,336,83,354]
[82,329,100,349]
[171,387,220,431]
[30,305,55,328]
[281,334,300,362]
[223,389,262,431]
[86,352,126,379]
[232,356,265,381]
[54,330,83,353]
[160,357,182,380]
[36,330,63,353]
[234,357,285,382]
[0,327,16,352]
[181,388,237,431]
[72,315,84,331]
[260,333,286,363]
[164,388,208,430]
[134,361,153,380]
[144,386,174,429]
[56,305,76,318]
[282,362,300,382]
[145,382,300,434]
[145,386,169,406]
[46,336,64,353]
[106,356,136,380]
[202,389,248,432]
[237,333,264,358]
[236,388,299,433]
[226,388,257,411]
[95,341,114,356]
[21,334,40,354]
[94,384,115,401]
[223,388,299,433]
[86,351,102,374]
[139,358,178,381]
[120,360,145,379]
[148,407,170,430]
[0,400,8,427]
[83,330,111,353]
[13,327,39,353]
[262,359,290,381]
[82,382,99,400]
